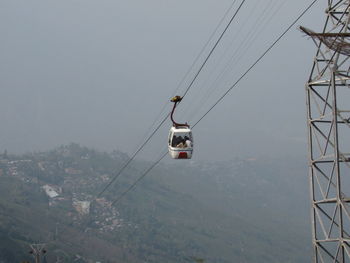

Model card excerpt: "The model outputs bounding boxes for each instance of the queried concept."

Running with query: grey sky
[0,0,325,161]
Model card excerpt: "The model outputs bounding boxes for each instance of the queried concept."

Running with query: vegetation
[0,144,311,262]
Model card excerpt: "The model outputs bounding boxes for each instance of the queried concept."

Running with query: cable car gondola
[168,96,193,159]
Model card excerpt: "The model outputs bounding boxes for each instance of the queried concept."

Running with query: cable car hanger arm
[170,96,189,128]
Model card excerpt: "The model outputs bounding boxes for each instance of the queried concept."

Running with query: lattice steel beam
[304,1,350,262]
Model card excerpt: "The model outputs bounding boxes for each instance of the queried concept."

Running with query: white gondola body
[168,126,193,159]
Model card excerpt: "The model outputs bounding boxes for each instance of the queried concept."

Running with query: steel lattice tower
[29,243,46,263]
[302,1,350,261]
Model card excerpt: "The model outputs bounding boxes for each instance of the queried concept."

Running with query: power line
[110,0,319,206]
[95,0,247,198]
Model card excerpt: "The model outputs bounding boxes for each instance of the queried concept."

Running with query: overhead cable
[192,0,318,128]
[186,0,286,121]
[112,151,168,206]
[111,0,319,206]
[139,0,239,136]
[95,0,247,198]
[182,0,247,98]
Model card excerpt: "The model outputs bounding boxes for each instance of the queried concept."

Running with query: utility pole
[302,0,350,261]
[29,244,46,263]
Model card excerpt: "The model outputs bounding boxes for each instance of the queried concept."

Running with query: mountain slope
[0,145,311,262]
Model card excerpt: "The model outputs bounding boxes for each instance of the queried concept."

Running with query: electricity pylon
[29,244,46,263]
[302,0,350,261]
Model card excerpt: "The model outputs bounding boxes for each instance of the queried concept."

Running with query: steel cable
[185,0,285,122]
[110,0,319,206]
[131,0,238,155]
[95,0,247,198]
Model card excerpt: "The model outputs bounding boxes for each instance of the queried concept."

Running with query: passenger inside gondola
[172,135,192,148]
[172,135,180,147]
[184,136,192,148]
[176,140,186,148]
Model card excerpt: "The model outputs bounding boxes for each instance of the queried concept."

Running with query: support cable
[111,0,319,206]
[95,0,247,198]
[182,0,246,98]
[192,0,318,128]
[97,116,168,198]
[186,0,286,122]
[112,151,168,205]
[132,0,238,153]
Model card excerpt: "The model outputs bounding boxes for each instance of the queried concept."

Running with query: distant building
[42,185,60,198]
[96,197,112,208]
[73,200,90,215]
[65,167,82,175]
[38,161,46,171]
[9,166,18,176]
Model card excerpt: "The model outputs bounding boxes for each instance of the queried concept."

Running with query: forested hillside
[0,144,311,262]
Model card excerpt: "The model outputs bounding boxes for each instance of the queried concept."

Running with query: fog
[0,0,326,161]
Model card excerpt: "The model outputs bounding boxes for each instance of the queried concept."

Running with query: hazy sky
[0,0,326,161]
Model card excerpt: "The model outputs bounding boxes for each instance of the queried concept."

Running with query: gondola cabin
[168,126,193,159]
